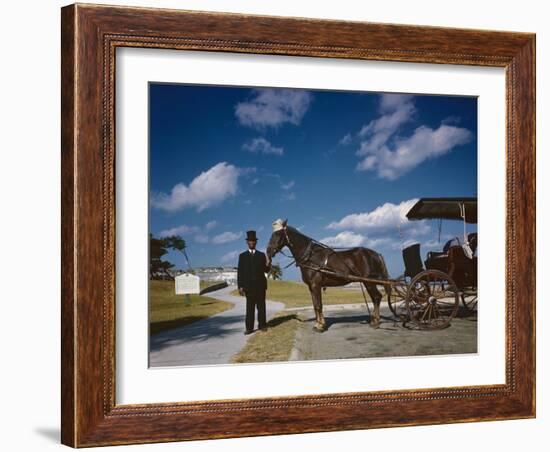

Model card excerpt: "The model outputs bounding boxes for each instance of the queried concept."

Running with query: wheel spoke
[420,304,430,322]
[406,270,459,330]
[433,303,440,319]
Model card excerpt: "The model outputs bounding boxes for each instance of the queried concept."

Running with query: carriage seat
[426,234,477,261]
[402,243,424,279]
[426,237,459,261]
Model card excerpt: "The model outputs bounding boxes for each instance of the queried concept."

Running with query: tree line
[149,234,188,279]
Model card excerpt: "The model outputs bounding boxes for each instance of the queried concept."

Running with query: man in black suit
[237,230,272,335]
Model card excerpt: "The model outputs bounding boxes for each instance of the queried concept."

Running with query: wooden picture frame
[61,3,535,447]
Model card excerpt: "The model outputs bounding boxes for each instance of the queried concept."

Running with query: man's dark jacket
[237,250,269,292]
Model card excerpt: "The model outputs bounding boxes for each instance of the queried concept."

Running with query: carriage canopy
[406,197,477,224]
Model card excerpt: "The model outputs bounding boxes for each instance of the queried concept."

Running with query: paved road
[149,285,285,367]
[290,304,477,361]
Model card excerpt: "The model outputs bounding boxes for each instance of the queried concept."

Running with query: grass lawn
[150,280,233,335]
[231,279,372,309]
[231,311,304,363]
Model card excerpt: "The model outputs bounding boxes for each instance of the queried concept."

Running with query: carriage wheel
[461,289,478,312]
[405,270,459,330]
[388,285,408,319]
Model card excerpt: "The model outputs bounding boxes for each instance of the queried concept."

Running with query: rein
[275,228,307,269]
[283,228,315,265]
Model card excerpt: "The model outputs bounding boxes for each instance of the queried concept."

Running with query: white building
[190,267,238,285]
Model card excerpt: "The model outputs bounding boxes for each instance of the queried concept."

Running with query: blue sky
[149,83,477,279]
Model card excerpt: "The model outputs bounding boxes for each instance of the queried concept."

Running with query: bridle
[269,227,298,268]
[271,227,324,269]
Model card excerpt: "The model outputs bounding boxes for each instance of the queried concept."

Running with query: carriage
[386,197,478,329]
[267,197,478,331]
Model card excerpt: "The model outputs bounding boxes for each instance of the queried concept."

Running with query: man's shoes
[244,330,253,335]
[260,327,268,332]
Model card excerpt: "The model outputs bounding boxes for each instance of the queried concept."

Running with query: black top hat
[246,230,258,241]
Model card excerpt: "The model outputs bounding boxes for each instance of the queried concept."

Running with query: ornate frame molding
[61,4,535,447]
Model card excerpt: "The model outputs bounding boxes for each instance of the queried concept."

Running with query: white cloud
[194,234,210,244]
[211,231,242,245]
[283,192,296,201]
[442,115,461,125]
[327,198,430,237]
[320,232,400,250]
[379,93,414,112]
[281,180,295,190]
[341,93,472,180]
[159,224,199,238]
[235,88,312,129]
[339,133,353,146]
[357,123,473,180]
[151,162,241,212]
[328,199,417,230]
[356,94,416,157]
[220,250,240,264]
[321,231,366,247]
[364,237,393,248]
[243,137,284,156]
[160,221,220,243]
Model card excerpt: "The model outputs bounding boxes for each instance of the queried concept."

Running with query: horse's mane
[286,225,313,242]
[287,225,331,250]
[287,224,369,251]
[286,225,306,237]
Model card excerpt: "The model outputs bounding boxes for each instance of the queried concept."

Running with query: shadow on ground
[150,314,245,352]
[324,313,399,330]
[150,315,208,336]
[267,313,303,328]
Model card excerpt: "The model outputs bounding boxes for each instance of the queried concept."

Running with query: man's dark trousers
[245,288,266,332]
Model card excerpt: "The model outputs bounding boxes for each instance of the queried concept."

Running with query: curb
[289,322,303,361]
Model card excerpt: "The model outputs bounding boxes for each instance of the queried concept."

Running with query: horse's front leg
[309,284,326,332]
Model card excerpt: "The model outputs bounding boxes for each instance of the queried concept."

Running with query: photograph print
[148,83,478,368]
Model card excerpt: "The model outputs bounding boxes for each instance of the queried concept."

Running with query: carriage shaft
[301,264,402,287]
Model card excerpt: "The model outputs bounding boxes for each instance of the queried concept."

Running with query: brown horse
[266,219,391,332]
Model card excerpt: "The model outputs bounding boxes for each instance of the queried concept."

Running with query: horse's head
[266,218,288,259]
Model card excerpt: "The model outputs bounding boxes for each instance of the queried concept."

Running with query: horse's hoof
[313,324,326,333]
[370,322,380,329]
